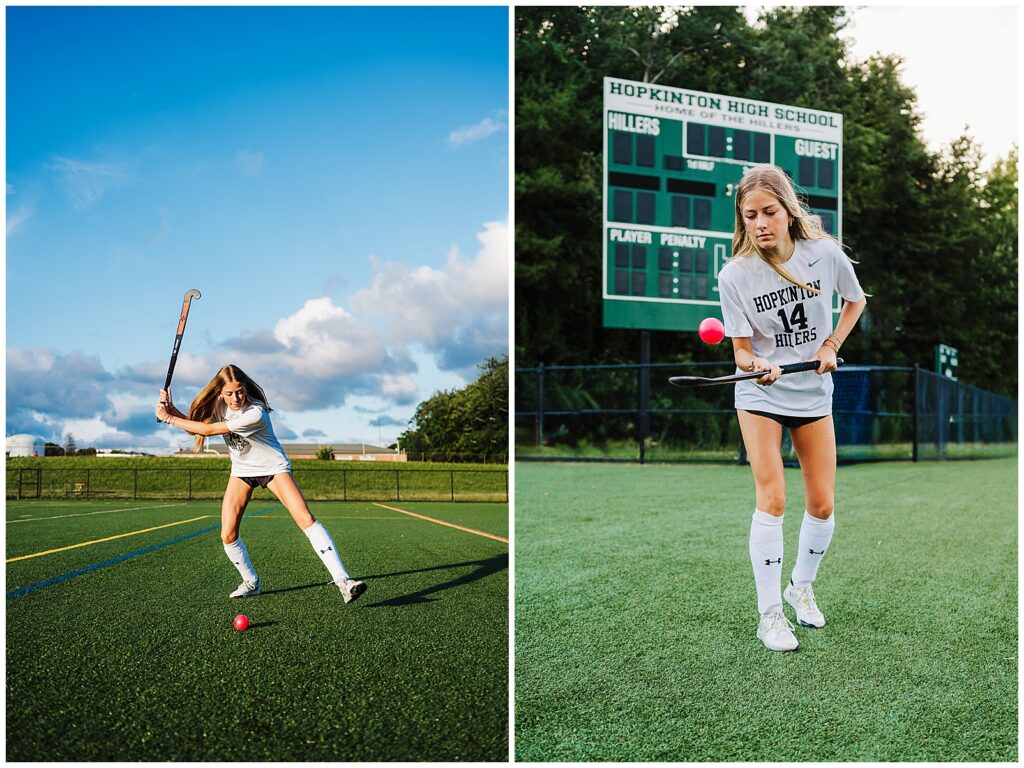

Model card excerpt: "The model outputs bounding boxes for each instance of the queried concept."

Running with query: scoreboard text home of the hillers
[603,76,843,331]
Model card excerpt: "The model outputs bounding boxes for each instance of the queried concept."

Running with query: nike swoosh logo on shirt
[808,258,822,268]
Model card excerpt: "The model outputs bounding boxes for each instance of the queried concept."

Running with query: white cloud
[446,219,509,306]
[351,220,509,373]
[449,115,505,146]
[59,417,132,446]
[353,259,458,345]
[145,205,173,246]
[234,149,265,178]
[120,351,211,392]
[7,348,114,414]
[377,373,419,404]
[48,156,129,209]
[6,201,35,235]
[212,297,417,411]
[271,298,383,375]
[7,183,39,235]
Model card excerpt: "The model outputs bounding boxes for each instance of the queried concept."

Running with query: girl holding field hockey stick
[155,364,366,604]
[717,165,866,652]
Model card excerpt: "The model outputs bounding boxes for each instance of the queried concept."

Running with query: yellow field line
[6,516,211,563]
[372,503,508,544]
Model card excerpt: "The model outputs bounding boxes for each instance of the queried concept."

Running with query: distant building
[174,442,406,462]
[6,434,45,458]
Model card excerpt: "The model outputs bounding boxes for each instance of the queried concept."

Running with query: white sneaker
[756,611,800,652]
[229,576,261,598]
[784,582,826,628]
[338,578,366,604]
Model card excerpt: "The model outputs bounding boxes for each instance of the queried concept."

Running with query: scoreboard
[603,76,843,331]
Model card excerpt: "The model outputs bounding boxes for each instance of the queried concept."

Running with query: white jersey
[717,237,865,417]
[218,402,291,477]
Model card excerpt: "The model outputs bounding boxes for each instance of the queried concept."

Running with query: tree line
[515,6,1017,397]
[397,355,509,462]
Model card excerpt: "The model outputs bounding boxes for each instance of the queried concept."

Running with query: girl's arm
[811,297,867,374]
[731,337,781,385]
[155,401,230,436]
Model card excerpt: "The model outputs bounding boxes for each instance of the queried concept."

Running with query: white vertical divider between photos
[506,4,516,764]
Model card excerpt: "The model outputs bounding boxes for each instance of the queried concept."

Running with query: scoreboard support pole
[638,331,651,463]
[912,364,920,463]
[536,363,545,449]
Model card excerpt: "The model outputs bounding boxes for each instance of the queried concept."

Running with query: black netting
[515,363,1017,463]
[916,369,1018,459]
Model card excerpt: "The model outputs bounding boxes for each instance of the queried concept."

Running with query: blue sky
[6,6,509,454]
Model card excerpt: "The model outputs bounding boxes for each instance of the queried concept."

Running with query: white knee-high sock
[303,521,350,583]
[749,509,784,615]
[790,511,835,587]
[224,538,257,583]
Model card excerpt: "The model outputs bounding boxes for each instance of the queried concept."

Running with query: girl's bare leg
[267,473,365,602]
[736,410,792,642]
[222,477,259,595]
[786,417,837,619]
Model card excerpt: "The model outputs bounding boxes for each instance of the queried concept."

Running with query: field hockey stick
[157,289,201,421]
[669,358,843,387]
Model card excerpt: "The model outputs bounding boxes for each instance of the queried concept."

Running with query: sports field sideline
[515,457,1017,761]
[7,499,508,761]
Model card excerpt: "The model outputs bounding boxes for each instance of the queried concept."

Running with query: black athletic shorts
[743,410,829,429]
[239,475,276,489]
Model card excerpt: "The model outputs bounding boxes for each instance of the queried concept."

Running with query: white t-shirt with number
[218,402,291,477]
[717,237,865,417]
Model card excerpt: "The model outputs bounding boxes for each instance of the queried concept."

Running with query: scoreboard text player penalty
[603,76,843,331]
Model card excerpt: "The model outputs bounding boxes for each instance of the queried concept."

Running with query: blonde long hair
[731,164,839,294]
[188,364,271,453]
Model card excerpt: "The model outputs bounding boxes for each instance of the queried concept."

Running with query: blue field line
[6,505,280,600]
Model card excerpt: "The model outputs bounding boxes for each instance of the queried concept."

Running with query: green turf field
[515,458,1017,761]
[7,499,508,761]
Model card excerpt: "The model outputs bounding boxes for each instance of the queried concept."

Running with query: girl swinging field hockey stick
[156,364,366,604]
[717,164,866,652]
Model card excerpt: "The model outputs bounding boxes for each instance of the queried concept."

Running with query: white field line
[372,502,509,543]
[6,503,182,524]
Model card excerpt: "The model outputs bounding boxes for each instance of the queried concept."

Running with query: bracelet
[823,335,842,352]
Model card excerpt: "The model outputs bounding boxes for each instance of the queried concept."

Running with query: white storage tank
[6,434,45,458]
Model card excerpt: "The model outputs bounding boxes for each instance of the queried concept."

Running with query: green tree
[515,7,857,366]
[972,147,1018,395]
[515,6,1017,396]
[399,356,509,462]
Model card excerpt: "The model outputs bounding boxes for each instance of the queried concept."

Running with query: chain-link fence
[515,362,1017,463]
[7,466,508,503]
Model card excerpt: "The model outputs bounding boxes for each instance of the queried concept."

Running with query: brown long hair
[188,364,271,452]
[731,164,839,294]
